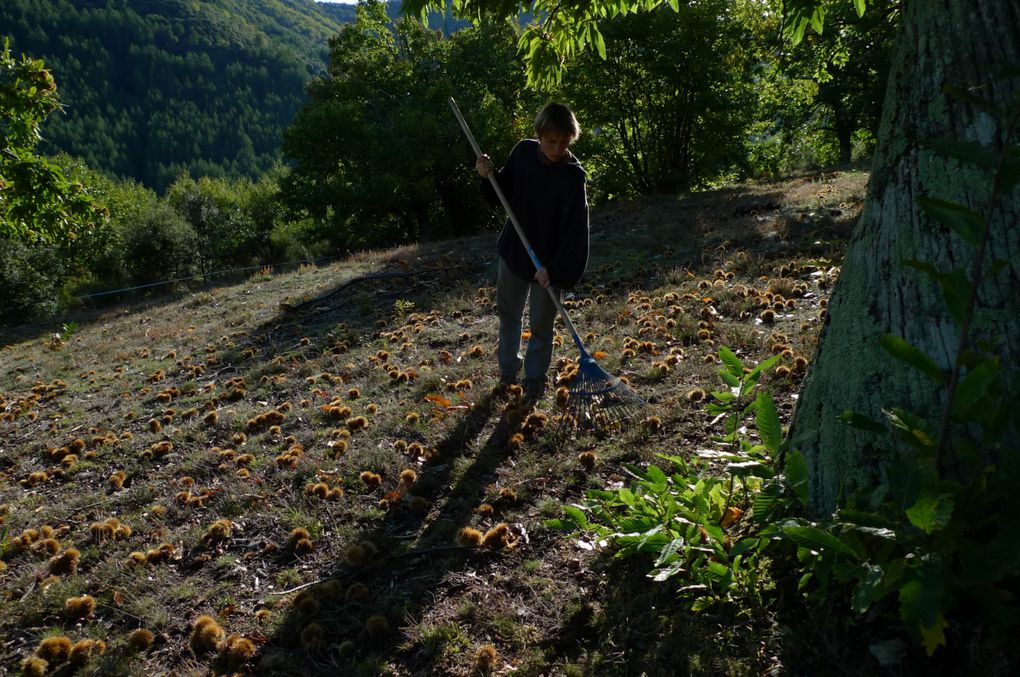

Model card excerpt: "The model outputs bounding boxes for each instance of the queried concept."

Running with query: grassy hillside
[0,172,873,675]
[0,0,344,190]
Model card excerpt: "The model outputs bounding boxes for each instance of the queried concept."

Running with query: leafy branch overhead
[400,0,872,85]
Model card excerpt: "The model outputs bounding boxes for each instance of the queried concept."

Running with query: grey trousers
[496,257,559,384]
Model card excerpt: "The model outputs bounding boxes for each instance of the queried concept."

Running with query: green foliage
[267,216,328,263]
[0,238,70,323]
[562,1,760,196]
[405,0,876,88]
[121,201,200,286]
[0,0,896,325]
[708,346,782,451]
[548,455,772,609]
[408,0,893,180]
[549,347,786,609]
[166,174,278,272]
[1,41,109,322]
[282,1,530,251]
[487,0,892,176]
[393,299,416,320]
[3,142,328,324]
[741,0,895,173]
[798,0,896,163]
[784,0,870,44]
[105,169,294,288]
[48,157,163,292]
[1,39,108,245]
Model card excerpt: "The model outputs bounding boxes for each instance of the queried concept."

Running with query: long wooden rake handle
[448,97,587,354]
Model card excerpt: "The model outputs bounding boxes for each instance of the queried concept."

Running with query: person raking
[475,102,590,405]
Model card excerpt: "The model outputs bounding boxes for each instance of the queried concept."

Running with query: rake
[449,97,646,433]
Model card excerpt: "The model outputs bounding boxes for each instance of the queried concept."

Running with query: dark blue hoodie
[481,139,589,290]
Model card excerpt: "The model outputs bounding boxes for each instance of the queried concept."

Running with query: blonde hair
[534,102,580,141]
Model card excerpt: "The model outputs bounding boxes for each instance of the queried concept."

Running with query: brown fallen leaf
[720,507,744,528]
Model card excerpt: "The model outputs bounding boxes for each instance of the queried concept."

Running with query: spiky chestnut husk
[476,644,498,671]
[365,615,389,639]
[300,623,326,650]
[482,524,511,550]
[64,594,96,619]
[127,628,154,651]
[457,527,483,547]
[190,614,225,652]
[36,636,72,663]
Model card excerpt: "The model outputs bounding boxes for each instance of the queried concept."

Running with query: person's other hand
[475,154,494,177]
[534,267,550,288]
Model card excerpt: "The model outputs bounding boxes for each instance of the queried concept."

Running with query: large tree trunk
[790,0,1020,514]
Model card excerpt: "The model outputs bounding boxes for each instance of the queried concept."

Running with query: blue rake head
[559,345,646,433]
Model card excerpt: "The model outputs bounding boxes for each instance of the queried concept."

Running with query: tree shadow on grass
[532,553,780,677]
[554,551,932,677]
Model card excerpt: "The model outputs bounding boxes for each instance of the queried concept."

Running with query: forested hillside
[0,0,346,190]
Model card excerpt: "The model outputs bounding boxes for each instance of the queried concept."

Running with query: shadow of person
[259,388,540,675]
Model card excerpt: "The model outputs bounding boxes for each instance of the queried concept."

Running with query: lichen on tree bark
[790,0,1020,513]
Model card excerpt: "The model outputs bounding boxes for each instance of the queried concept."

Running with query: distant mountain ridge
[1,0,349,190]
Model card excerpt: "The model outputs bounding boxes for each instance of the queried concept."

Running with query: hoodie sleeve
[548,171,589,290]
[479,142,519,207]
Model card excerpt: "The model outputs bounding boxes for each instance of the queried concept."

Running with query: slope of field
[0,171,869,675]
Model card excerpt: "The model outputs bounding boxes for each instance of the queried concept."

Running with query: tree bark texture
[790,0,1020,513]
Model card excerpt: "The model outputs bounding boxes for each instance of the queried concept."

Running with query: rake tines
[558,352,646,434]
